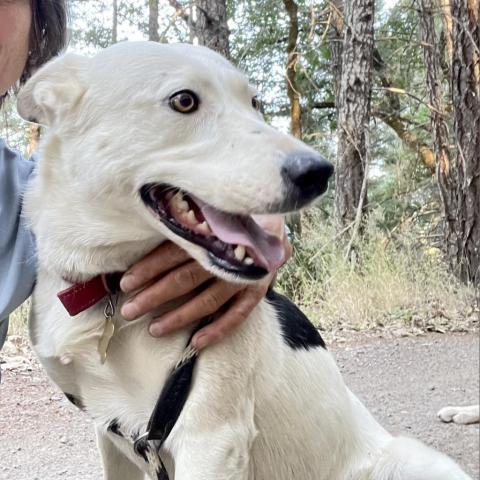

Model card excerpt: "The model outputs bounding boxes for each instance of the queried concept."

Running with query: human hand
[120,216,291,349]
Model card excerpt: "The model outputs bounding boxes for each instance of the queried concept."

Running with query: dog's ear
[17,54,89,126]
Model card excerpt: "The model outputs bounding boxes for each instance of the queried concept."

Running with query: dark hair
[22,0,68,83]
[0,0,67,106]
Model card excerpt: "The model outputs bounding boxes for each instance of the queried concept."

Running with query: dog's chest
[51,350,176,479]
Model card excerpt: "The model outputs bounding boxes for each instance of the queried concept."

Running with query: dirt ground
[0,332,478,480]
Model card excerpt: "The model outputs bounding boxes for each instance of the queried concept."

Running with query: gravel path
[0,332,478,479]
[333,332,479,478]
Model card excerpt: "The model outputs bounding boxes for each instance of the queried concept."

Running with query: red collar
[57,272,122,316]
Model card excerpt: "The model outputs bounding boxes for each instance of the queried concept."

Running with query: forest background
[2,0,478,339]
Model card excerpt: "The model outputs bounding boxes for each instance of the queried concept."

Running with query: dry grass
[277,209,478,338]
[9,301,30,338]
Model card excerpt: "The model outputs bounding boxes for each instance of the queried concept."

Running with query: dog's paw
[437,405,480,425]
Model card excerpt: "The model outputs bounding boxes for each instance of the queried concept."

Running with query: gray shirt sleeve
[0,138,36,349]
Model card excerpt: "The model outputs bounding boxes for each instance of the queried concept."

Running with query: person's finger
[120,241,190,293]
[192,280,269,349]
[149,280,243,337]
[121,261,213,320]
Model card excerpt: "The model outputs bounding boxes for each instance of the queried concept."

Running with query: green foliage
[0,96,29,155]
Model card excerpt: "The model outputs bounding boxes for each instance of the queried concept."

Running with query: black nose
[280,152,334,211]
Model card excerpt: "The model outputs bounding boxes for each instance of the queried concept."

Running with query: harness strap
[146,344,199,442]
[134,318,211,478]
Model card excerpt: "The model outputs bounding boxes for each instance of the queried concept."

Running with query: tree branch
[283,0,302,139]
[167,0,195,28]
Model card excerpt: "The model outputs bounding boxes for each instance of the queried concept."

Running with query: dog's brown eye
[169,90,199,114]
[252,96,261,112]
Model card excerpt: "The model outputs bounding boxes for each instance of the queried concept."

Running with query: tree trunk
[418,0,456,267]
[418,0,450,175]
[149,0,160,42]
[333,0,374,231]
[112,0,118,44]
[439,0,453,65]
[283,0,302,139]
[449,0,480,282]
[328,0,344,99]
[283,0,303,236]
[194,0,230,57]
[420,0,480,283]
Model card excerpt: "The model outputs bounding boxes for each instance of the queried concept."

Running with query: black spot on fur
[266,290,326,350]
[107,419,123,437]
[64,393,85,411]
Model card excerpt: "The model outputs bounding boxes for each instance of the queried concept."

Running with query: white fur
[18,42,471,480]
[438,405,480,425]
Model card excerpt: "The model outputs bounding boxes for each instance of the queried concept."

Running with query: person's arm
[0,139,36,349]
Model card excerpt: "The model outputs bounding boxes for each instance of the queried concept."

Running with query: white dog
[17,42,471,480]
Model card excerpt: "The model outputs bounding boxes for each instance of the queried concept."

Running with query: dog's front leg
[96,427,145,480]
[165,338,259,480]
[169,389,257,480]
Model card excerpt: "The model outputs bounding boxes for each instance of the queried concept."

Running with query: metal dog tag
[98,297,116,364]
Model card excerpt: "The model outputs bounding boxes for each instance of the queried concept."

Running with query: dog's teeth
[197,221,211,235]
[234,245,246,261]
[243,256,254,265]
[178,200,189,211]
[171,192,184,204]
[186,209,197,224]
[170,193,189,212]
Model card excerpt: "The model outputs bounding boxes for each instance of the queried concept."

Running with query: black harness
[133,319,210,478]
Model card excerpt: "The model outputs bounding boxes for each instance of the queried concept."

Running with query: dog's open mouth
[140,184,285,279]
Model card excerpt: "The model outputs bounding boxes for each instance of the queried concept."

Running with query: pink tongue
[198,203,285,272]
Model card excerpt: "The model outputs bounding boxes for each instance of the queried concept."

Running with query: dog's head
[18,42,333,282]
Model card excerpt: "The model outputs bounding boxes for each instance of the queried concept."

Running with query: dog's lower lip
[140,184,269,279]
